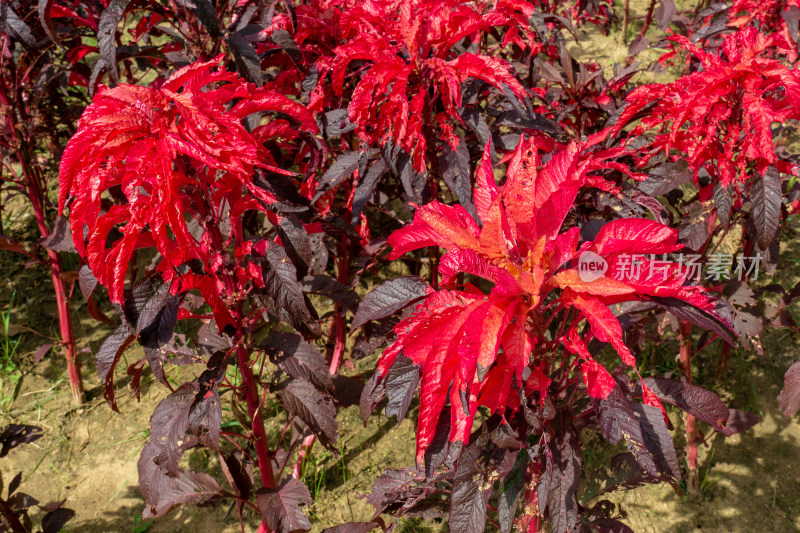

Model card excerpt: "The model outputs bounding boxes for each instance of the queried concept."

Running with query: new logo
[578,251,608,282]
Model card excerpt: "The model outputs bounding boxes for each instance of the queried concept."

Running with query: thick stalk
[220,208,273,532]
[238,345,275,533]
[623,0,630,43]
[679,321,699,494]
[237,346,275,490]
[0,76,83,402]
[48,249,83,403]
[28,167,83,403]
[638,0,657,39]
[327,238,350,373]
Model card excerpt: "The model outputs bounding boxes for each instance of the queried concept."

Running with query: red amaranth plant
[58,59,358,531]
[309,0,533,171]
[351,137,754,532]
[614,27,800,188]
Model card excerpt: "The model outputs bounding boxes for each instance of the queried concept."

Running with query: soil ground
[3,2,800,532]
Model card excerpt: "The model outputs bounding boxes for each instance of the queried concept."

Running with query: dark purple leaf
[312,151,361,202]
[254,170,311,213]
[40,217,76,253]
[98,0,133,84]
[450,430,515,533]
[8,471,21,496]
[33,343,52,364]
[655,0,676,30]
[196,321,231,356]
[752,166,782,250]
[627,35,649,57]
[352,158,388,223]
[640,378,730,434]
[424,406,456,479]
[360,368,386,423]
[366,468,422,517]
[188,365,224,451]
[148,383,201,476]
[8,492,37,511]
[783,5,799,43]
[598,388,681,482]
[498,453,527,533]
[592,518,635,533]
[647,296,736,344]
[439,138,478,222]
[397,151,427,206]
[277,379,338,451]
[351,316,398,360]
[228,28,262,86]
[0,4,36,48]
[263,241,321,338]
[265,332,333,393]
[271,29,304,70]
[628,190,667,224]
[384,354,420,424]
[330,375,364,408]
[220,450,253,502]
[191,0,220,37]
[320,109,356,139]
[78,264,99,299]
[461,107,492,153]
[778,361,800,417]
[489,422,523,450]
[277,215,313,280]
[300,275,360,313]
[541,413,580,533]
[255,478,312,533]
[41,507,76,533]
[96,324,136,412]
[123,276,161,328]
[724,409,759,434]
[589,453,655,496]
[714,183,732,229]
[136,281,181,385]
[138,444,223,518]
[678,212,710,251]
[127,358,147,402]
[0,425,43,457]
[38,0,58,43]
[351,277,428,331]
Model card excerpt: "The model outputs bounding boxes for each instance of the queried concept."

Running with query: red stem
[216,216,273,531]
[679,321,699,494]
[623,0,630,43]
[716,343,732,380]
[638,0,657,39]
[27,163,83,404]
[237,345,276,494]
[0,78,83,403]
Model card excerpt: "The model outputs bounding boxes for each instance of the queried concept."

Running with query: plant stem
[623,0,630,43]
[638,0,657,39]
[679,321,699,495]
[524,460,542,533]
[716,343,732,381]
[0,78,84,403]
